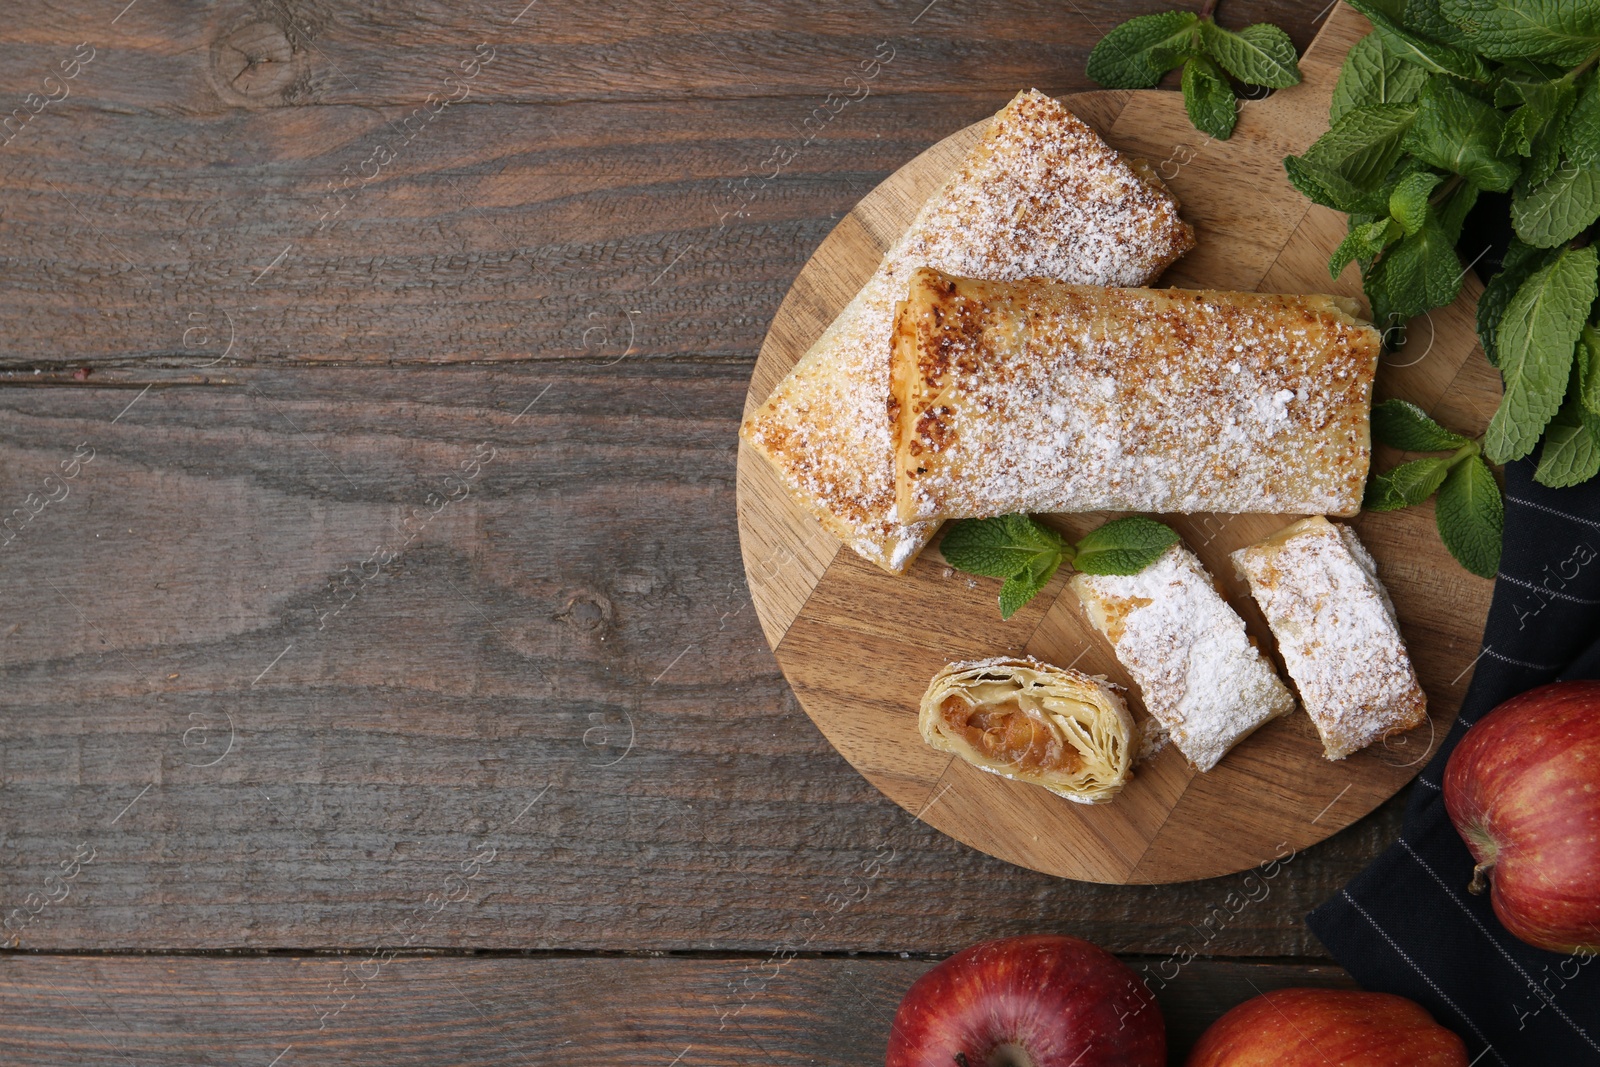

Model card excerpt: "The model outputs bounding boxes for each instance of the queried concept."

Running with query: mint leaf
[1330,216,1401,277]
[1303,103,1418,188]
[1365,216,1464,322]
[1331,33,1430,122]
[1346,0,1495,82]
[1511,163,1600,248]
[1565,70,1600,169]
[938,514,1066,579]
[1071,516,1181,576]
[1389,171,1444,235]
[1534,352,1600,487]
[1440,0,1600,65]
[1435,453,1503,579]
[1087,11,1198,89]
[1478,239,1562,365]
[1534,410,1600,487]
[1403,77,1521,193]
[1397,0,1475,47]
[998,570,1047,620]
[1364,456,1453,510]
[1582,323,1600,417]
[1371,398,1472,450]
[942,514,1070,619]
[1182,55,1238,140]
[1201,21,1301,88]
[1484,244,1600,463]
[1498,77,1577,189]
[1284,154,1389,214]
[1437,178,1481,241]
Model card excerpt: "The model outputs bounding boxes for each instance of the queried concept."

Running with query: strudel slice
[1071,544,1296,772]
[1232,516,1427,760]
[740,89,1194,574]
[891,269,1382,523]
[920,656,1135,804]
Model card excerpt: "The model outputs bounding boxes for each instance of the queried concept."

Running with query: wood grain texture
[0,360,1414,955]
[738,4,1497,883]
[0,954,1356,1065]
[0,0,1403,977]
[0,0,1323,369]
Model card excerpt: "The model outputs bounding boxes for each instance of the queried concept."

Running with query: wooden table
[0,2,1381,1061]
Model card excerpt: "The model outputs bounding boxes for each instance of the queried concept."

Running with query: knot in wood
[556,591,613,633]
[210,21,302,106]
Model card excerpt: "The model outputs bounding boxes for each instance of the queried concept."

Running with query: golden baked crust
[919,656,1135,804]
[739,89,1195,574]
[891,268,1382,523]
[1232,516,1427,760]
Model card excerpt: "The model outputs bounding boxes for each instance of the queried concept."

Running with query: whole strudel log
[891,268,1382,523]
[1232,516,1427,760]
[740,90,1195,575]
[919,656,1135,804]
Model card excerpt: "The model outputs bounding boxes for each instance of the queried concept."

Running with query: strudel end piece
[919,656,1135,804]
[740,89,1195,574]
[891,269,1382,523]
[1070,544,1296,772]
[1232,516,1427,760]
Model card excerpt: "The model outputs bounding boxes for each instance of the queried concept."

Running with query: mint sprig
[940,515,1179,619]
[1086,4,1301,141]
[1365,400,1503,578]
[936,512,1065,579]
[1267,0,1600,498]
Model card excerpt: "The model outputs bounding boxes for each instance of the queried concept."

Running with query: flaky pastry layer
[919,656,1135,804]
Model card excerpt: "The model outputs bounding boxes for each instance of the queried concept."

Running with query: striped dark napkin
[1308,458,1600,1065]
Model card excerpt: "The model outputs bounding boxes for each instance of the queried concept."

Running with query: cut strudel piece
[1232,516,1427,760]
[740,89,1195,575]
[890,269,1382,523]
[1070,544,1296,772]
[920,656,1135,804]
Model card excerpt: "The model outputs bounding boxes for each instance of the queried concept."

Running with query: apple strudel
[919,656,1135,804]
[890,269,1382,523]
[1071,544,1297,772]
[1232,516,1427,760]
[740,89,1195,574]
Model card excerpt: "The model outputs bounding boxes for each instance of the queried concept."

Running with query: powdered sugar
[894,275,1381,523]
[1070,544,1296,772]
[1232,517,1426,760]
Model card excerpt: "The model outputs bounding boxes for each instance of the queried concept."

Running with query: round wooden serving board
[735,4,1501,884]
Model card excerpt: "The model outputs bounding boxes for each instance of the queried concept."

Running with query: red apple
[1443,679,1600,954]
[1186,988,1467,1066]
[885,934,1162,1067]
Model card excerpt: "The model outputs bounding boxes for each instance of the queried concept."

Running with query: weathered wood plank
[1,363,1405,954]
[0,1,1327,108]
[0,0,1333,368]
[0,954,1356,1065]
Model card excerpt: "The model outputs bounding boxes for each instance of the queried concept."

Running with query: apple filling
[918,657,1135,804]
[940,693,1083,774]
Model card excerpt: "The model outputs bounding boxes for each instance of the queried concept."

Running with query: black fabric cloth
[1308,459,1600,1065]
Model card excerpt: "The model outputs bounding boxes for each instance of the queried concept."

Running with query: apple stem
[1468,861,1493,895]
